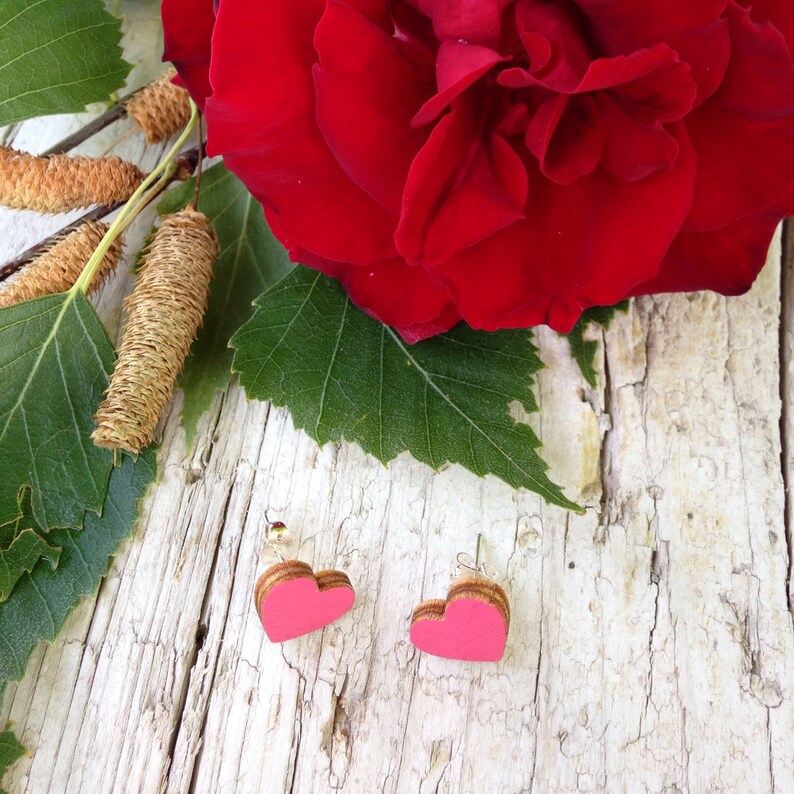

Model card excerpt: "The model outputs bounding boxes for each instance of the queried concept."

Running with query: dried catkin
[126,68,192,144]
[0,221,122,308]
[92,207,217,453]
[0,146,145,214]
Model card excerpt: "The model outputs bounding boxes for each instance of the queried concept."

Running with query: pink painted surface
[259,576,355,642]
[410,598,508,662]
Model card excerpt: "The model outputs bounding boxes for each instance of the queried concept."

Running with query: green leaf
[0,529,61,603]
[232,267,580,512]
[0,448,157,684]
[157,163,294,447]
[0,725,26,794]
[0,293,114,529]
[565,302,630,388]
[0,0,131,127]
[0,490,61,603]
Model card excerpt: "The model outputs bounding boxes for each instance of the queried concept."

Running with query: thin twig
[0,203,125,281]
[42,93,137,156]
[0,146,202,283]
[192,114,204,211]
[44,70,189,156]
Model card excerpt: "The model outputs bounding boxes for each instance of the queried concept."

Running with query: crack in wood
[167,486,234,791]
[178,404,274,794]
[597,326,617,538]
[640,535,665,739]
[781,220,794,617]
[286,662,306,794]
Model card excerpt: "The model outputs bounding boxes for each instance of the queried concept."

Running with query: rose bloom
[163,0,794,342]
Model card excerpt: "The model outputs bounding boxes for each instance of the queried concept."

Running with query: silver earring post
[454,534,499,581]
[263,521,289,563]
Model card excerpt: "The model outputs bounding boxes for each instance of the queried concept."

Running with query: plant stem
[192,113,204,211]
[72,101,199,295]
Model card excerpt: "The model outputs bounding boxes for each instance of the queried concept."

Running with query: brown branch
[42,101,133,156]
[0,146,202,283]
[43,68,186,156]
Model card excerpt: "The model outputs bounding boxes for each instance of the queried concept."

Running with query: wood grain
[1,3,793,792]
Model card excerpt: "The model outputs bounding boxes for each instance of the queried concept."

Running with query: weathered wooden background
[2,4,793,792]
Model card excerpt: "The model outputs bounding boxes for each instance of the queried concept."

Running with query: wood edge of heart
[253,560,314,614]
[314,568,354,596]
[253,562,354,615]
[410,598,449,625]
[411,579,510,629]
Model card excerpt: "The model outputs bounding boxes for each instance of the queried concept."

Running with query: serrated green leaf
[0,529,61,603]
[232,267,580,512]
[0,0,131,127]
[157,163,294,447]
[0,293,114,529]
[0,489,61,604]
[0,448,157,684]
[565,302,630,388]
[0,724,26,794]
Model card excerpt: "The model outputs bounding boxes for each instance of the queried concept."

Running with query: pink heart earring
[409,535,510,662]
[253,522,356,642]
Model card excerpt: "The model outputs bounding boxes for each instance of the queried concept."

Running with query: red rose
[162,0,794,341]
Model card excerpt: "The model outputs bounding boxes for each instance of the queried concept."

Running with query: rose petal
[574,0,730,104]
[683,1,794,231]
[394,303,462,343]
[509,43,695,182]
[599,94,680,181]
[579,46,696,123]
[498,43,696,124]
[313,0,433,212]
[261,211,460,343]
[407,0,511,46]
[628,210,784,297]
[412,41,506,127]
[161,0,215,108]
[427,122,697,332]
[526,94,607,184]
[340,0,392,30]
[396,99,528,266]
[204,0,399,265]
[514,0,593,90]
[340,258,458,330]
[745,0,794,54]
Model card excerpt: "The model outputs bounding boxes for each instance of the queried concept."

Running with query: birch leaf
[0,528,61,603]
[0,448,157,684]
[0,293,114,529]
[565,302,630,388]
[0,725,26,794]
[232,267,580,512]
[0,0,131,126]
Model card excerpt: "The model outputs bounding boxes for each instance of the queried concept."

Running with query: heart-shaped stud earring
[253,522,356,642]
[409,536,510,662]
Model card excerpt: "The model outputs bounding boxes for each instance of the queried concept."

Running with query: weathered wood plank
[7,260,790,793]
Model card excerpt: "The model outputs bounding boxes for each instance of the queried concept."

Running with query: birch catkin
[92,207,217,453]
[0,221,122,308]
[126,68,192,144]
[0,146,145,213]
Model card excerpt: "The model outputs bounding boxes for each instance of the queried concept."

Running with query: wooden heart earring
[410,535,510,662]
[253,521,356,642]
